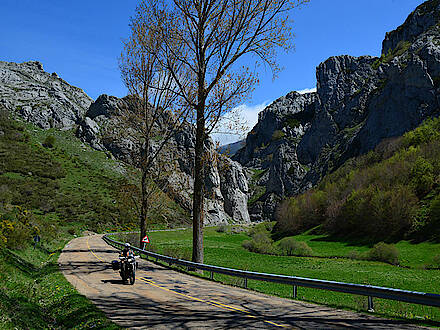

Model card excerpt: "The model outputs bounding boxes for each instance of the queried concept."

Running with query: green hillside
[275,117,440,242]
[0,110,189,249]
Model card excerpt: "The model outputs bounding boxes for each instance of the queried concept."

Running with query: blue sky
[1,0,426,144]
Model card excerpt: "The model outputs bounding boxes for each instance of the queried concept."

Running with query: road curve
[58,234,425,329]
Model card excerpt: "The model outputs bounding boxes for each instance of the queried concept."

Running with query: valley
[1,0,440,328]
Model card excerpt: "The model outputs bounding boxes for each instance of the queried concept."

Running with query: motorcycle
[118,255,139,285]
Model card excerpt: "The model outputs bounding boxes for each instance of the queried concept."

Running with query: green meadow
[120,226,440,325]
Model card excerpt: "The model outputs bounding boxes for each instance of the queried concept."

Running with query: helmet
[125,243,131,248]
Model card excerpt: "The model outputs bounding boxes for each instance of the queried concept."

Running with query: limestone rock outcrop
[0,61,92,129]
[77,95,250,225]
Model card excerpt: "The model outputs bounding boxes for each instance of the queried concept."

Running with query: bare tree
[119,5,191,247]
[134,0,309,263]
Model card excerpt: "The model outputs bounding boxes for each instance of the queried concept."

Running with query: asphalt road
[58,234,426,329]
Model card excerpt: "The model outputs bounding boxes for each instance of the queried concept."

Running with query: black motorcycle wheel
[129,269,135,285]
[120,264,127,283]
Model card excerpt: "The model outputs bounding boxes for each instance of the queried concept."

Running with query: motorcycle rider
[119,243,136,283]
[120,243,134,258]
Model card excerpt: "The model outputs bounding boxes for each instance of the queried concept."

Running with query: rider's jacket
[121,248,134,258]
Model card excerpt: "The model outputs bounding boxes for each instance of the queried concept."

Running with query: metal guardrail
[102,233,440,312]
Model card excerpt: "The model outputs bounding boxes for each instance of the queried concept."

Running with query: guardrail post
[210,271,214,280]
[293,285,298,299]
[244,277,248,289]
[368,296,374,312]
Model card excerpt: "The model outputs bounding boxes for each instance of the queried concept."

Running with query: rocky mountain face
[77,94,250,225]
[0,62,250,225]
[234,0,440,221]
[0,61,93,129]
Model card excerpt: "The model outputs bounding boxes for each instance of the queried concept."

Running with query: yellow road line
[140,277,289,328]
[87,238,290,328]
[87,237,105,262]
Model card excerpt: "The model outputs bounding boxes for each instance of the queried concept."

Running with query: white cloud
[297,87,317,94]
[211,101,270,146]
[239,101,271,131]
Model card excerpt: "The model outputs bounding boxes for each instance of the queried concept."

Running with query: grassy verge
[119,227,440,325]
[0,233,119,329]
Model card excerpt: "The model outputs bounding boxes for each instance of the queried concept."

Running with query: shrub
[0,218,31,250]
[231,226,245,234]
[278,237,313,256]
[274,117,440,241]
[286,118,300,129]
[429,195,440,225]
[242,231,276,255]
[42,135,56,148]
[411,157,434,196]
[347,250,361,260]
[366,242,399,265]
[403,117,440,147]
[247,222,274,237]
[431,255,440,268]
[216,223,227,233]
[276,190,326,236]
[271,130,285,141]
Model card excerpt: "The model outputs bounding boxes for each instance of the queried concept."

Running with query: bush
[347,250,361,260]
[271,130,285,141]
[429,195,440,235]
[278,237,313,256]
[42,135,56,148]
[411,157,434,196]
[424,254,440,269]
[431,255,440,268]
[216,223,227,233]
[242,231,276,255]
[276,190,326,236]
[247,222,274,237]
[403,117,440,147]
[366,242,399,265]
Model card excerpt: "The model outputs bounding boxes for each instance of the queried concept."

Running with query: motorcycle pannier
[111,260,120,270]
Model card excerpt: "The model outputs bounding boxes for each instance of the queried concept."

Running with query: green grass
[278,230,440,269]
[0,234,119,329]
[125,227,440,325]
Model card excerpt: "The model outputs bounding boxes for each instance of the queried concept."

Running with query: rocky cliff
[77,94,250,225]
[234,0,440,221]
[0,61,93,129]
[0,62,250,225]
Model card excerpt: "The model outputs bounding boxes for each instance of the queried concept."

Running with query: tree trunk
[140,89,150,249]
[192,105,205,264]
[139,169,148,248]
